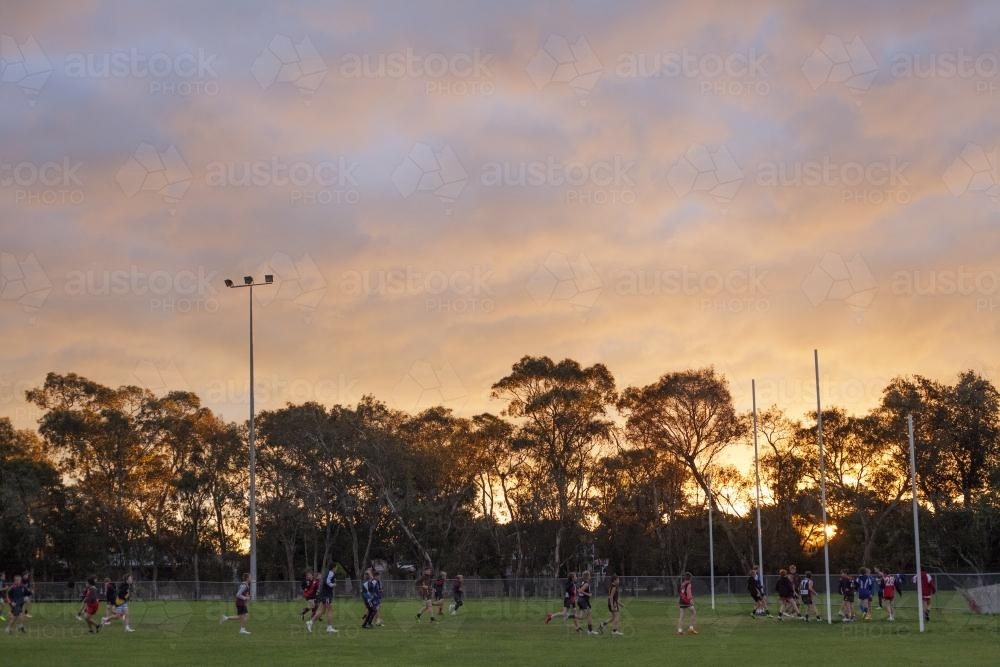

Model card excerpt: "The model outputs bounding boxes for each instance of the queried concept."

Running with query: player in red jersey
[81,577,102,634]
[677,572,698,635]
[220,573,251,635]
[416,569,435,622]
[913,570,936,622]
[875,568,896,621]
[300,571,319,621]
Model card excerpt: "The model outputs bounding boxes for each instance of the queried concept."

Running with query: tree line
[2,357,999,585]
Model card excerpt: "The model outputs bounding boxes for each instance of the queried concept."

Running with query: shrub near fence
[29,573,1000,610]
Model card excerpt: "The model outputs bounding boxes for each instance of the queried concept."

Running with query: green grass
[2,595,997,666]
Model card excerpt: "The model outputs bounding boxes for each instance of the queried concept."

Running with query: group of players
[415,569,464,622]
[75,574,135,634]
[746,564,937,624]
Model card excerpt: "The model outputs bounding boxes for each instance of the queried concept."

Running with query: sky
[0,0,998,435]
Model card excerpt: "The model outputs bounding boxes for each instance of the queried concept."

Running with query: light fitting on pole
[224,279,234,288]
[264,274,274,284]
[243,276,253,285]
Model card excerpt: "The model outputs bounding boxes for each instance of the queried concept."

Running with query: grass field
[2,594,997,666]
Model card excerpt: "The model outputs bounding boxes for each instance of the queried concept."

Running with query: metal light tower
[224,274,274,598]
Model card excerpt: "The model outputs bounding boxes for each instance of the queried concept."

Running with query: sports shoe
[125,626,134,633]
[239,628,251,635]
[450,610,456,616]
[815,617,823,622]
[75,614,82,622]
[576,627,584,633]
[326,626,337,633]
[305,619,313,633]
[598,622,606,634]
[687,628,698,635]
[544,613,552,625]
[677,629,684,635]
[448,604,455,613]
[375,620,383,626]
[612,630,623,636]
[589,630,599,635]
[220,615,227,624]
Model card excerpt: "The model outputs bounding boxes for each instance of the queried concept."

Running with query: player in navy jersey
[799,571,821,622]
[308,567,339,633]
[544,572,580,630]
[371,570,384,627]
[220,573,252,634]
[747,566,770,618]
[5,574,30,634]
[432,571,447,617]
[598,574,623,636]
[774,569,795,620]
[20,571,32,619]
[361,569,378,629]
[576,572,596,634]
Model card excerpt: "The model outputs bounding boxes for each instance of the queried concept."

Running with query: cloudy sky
[0,0,997,433]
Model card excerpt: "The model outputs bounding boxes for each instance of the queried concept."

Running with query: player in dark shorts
[598,574,623,636]
[799,571,821,622]
[838,570,856,622]
[416,569,435,622]
[450,574,464,615]
[361,569,378,629]
[5,574,30,634]
[300,571,318,621]
[747,565,770,618]
[220,573,251,634]
[576,572,596,635]
[775,568,796,620]
[309,567,338,633]
[544,572,580,630]
[20,571,32,619]
[372,570,385,626]
[677,571,698,635]
[432,571,447,617]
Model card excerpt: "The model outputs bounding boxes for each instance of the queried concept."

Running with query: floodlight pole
[908,414,925,633]
[225,276,274,599]
[707,473,715,610]
[814,350,833,624]
[752,379,764,588]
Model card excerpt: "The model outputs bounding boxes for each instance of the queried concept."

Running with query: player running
[308,566,339,633]
[799,571,822,622]
[300,571,318,621]
[220,573,252,635]
[544,572,580,629]
[677,572,698,635]
[5,574,30,635]
[372,570,384,626]
[416,569,435,622]
[598,574,623,636]
[81,577,102,634]
[103,574,135,632]
[432,571,447,617]
[449,574,464,616]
